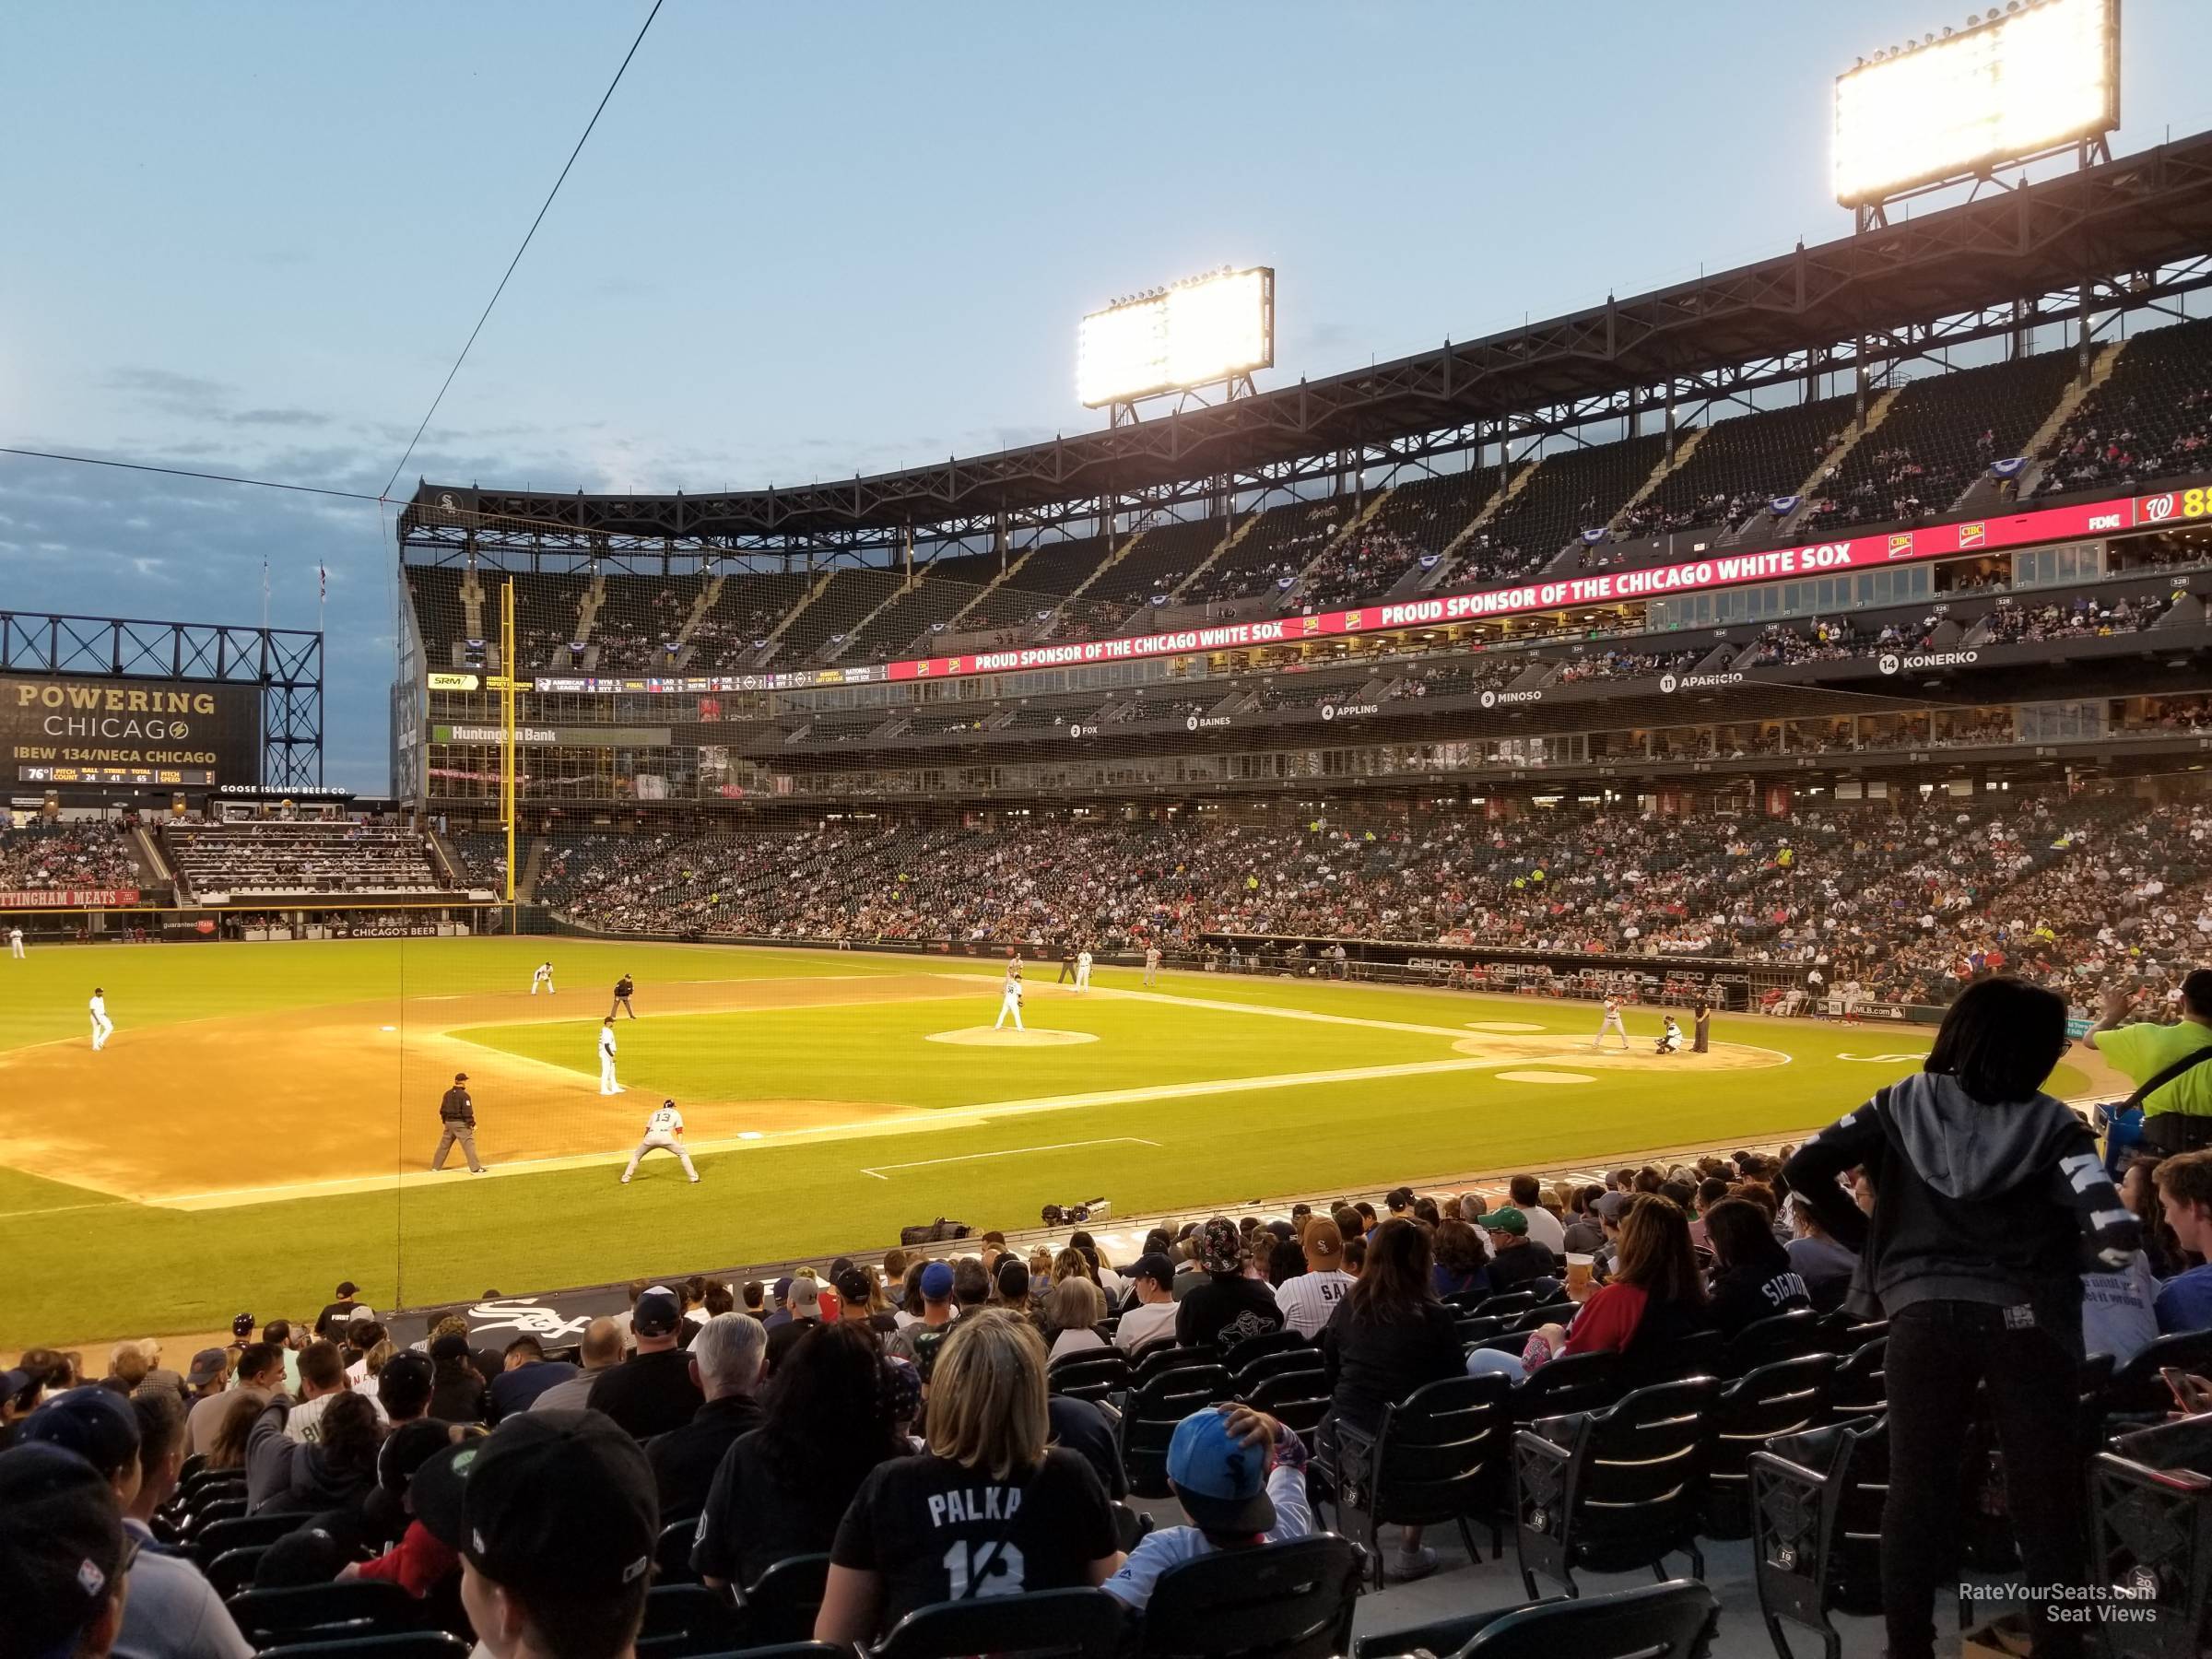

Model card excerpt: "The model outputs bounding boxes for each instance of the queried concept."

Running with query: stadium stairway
[941,542,1041,633]
[1414,458,1538,591]
[1760,384,1904,541]
[1604,424,1713,536]
[1277,487,1397,610]
[1994,338,2130,509]
[1052,526,1151,622]
[672,571,724,657]
[1163,511,1257,602]
[127,823,172,894]
[750,568,835,666]
[818,571,920,664]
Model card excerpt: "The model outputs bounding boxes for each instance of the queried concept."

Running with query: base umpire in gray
[432,1070,487,1173]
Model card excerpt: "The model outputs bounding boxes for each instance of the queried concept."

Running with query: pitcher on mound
[995,953,1025,1031]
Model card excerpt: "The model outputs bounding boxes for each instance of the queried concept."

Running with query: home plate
[737,1131,764,1141]
[1466,1020,1547,1032]
[926,1028,1099,1047]
[1497,1069,1594,1085]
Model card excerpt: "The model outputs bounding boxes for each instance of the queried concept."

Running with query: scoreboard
[2,674,260,790]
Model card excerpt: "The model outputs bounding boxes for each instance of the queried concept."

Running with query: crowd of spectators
[13,1059,2204,1655]
[538,794,2212,1014]
[0,820,138,891]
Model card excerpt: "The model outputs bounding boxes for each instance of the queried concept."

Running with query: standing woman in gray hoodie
[1784,977,2139,1659]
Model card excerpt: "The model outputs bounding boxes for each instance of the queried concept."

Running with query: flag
[318,563,327,602]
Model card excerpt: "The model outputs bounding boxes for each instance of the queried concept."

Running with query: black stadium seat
[1332,1373,1512,1585]
[1355,1578,1720,1659]
[872,1587,1124,1659]
[225,1583,425,1649]
[1136,1533,1364,1659]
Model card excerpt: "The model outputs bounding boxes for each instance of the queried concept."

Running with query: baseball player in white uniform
[597,1017,622,1094]
[1654,1016,1685,1055]
[7,925,22,959]
[88,987,114,1051]
[1074,947,1093,992]
[621,1097,699,1184]
[1592,994,1630,1052]
[994,953,1025,1031]
[1143,944,1160,986]
[530,961,555,995]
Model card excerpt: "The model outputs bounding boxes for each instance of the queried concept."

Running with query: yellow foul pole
[501,579,517,909]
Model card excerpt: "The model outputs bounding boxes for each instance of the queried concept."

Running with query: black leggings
[1879,1299,2086,1659]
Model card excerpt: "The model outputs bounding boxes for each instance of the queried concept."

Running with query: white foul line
[860,1136,1160,1181]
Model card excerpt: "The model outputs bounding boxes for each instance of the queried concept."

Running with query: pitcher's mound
[926,1027,1099,1047]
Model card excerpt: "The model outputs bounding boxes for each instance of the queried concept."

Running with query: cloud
[227,407,335,429]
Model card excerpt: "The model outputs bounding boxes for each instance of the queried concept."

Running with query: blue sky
[4,2,2208,788]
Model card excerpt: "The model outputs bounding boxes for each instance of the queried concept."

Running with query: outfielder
[621,1097,700,1184]
[994,953,1025,1031]
[530,960,555,995]
[431,1071,486,1173]
[7,925,22,959]
[610,973,637,1019]
[1075,946,1093,992]
[598,1017,623,1094]
[1591,993,1630,1052]
[1143,944,1160,986]
[88,986,114,1051]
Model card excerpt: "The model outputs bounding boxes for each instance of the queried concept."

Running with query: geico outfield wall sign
[2,674,261,778]
[431,724,672,747]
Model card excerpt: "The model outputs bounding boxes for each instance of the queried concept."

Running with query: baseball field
[0,935,2098,1348]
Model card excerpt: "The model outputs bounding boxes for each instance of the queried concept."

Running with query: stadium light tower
[1834,0,2119,231]
[1077,266,1275,428]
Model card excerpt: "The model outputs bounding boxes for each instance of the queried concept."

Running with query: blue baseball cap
[919,1262,955,1300]
[16,1387,140,1482]
[1166,1407,1275,1533]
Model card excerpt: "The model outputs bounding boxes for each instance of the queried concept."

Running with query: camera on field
[1041,1196,1112,1227]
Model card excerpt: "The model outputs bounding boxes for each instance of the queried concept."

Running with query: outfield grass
[0,935,2035,1348]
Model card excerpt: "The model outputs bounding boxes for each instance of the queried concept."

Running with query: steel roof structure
[402,130,2212,560]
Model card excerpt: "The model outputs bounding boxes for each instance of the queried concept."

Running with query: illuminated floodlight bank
[1833,0,2117,207]
[1077,267,1275,407]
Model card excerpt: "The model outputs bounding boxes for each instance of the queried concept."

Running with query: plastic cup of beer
[1565,1252,1594,1300]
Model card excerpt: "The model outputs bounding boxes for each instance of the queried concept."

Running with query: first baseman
[598,1017,622,1094]
[530,960,555,995]
[621,1098,700,1184]
[88,987,114,1051]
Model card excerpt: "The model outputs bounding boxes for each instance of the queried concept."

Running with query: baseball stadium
[15,4,2212,1653]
